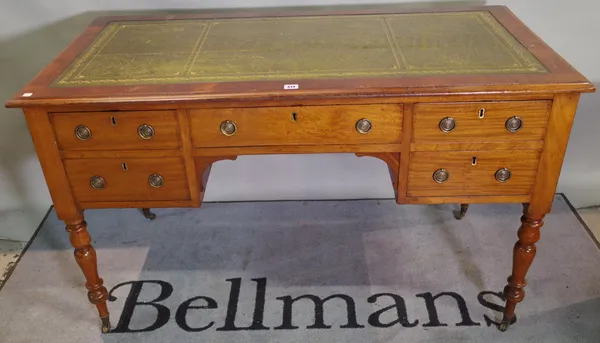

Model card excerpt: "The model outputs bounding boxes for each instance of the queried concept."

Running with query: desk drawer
[413,101,550,142]
[190,104,402,147]
[407,151,540,197]
[52,110,181,150]
[64,157,190,202]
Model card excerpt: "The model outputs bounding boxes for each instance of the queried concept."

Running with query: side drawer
[413,101,551,142]
[51,110,181,150]
[190,104,403,147]
[63,157,190,202]
[407,150,540,197]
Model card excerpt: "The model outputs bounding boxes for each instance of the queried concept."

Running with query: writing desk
[5,6,594,333]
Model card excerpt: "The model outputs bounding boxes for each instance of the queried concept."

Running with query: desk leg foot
[141,208,156,220]
[502,211,543,331]
[66,219,110,333]
[454,204,469,220]
[499,321,508,332]
[498,314,517,332]
[101,316,111,333]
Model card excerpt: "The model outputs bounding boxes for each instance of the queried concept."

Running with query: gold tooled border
[53,11,548,87]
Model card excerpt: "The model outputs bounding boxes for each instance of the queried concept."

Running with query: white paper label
[22,93,33,97]
[284,84,299,90]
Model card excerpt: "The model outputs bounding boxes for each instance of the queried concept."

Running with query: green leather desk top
[54,11,547,87]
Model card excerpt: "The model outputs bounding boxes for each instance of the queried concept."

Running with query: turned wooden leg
[454,203,469,220]
[141,208,156,220]
[66,219,111,333]
[500,210,543,331]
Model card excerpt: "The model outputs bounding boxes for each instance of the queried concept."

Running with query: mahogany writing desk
[5,6,594,333]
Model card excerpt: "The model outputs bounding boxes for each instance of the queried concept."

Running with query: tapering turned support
[500,210,543,331]
[141,208,156,220]
[66,219,111,333]
[454,203,469,220]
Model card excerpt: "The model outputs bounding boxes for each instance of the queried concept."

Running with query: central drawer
[63,157,190,202]
[190,104,403,147]
[407,150,540,197]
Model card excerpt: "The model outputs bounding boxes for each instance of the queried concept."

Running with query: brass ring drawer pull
[75,125,92,140]
[505,116,523,132]
[89,175,105,189]
[495,168,512,182]
[355,118,372,134]
[433,168,450,183]
[439,117,456,133]
[220,120,237,136]
[138,124,155,139]
[148,173,164,188]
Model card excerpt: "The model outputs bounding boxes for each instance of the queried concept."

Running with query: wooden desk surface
[5,6,594,108]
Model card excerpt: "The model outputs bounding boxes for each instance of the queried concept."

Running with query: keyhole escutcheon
[472,157,478,166]
[291,112,298,122]
[478,108,485,119]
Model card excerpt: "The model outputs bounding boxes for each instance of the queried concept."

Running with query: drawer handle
[138,124,155,139]
[433,168,450,183]
[89,176,105,189]
[355,118,372,134]
[75,125,92,140]
[220,120,237,136]
[148,173,164,188]
[505,116,523,133]
[495,168,512,183]
[439,117,456,133]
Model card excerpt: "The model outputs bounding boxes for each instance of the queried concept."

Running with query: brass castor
[498,315,517,332]
[141,208,156,220]
[454,204,469,220]
[101,316,111,333]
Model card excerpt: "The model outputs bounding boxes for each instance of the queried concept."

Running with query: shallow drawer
[63,157,190,202]
[190,104,403,147]
[407,151,540,197]
[52,110,181,150]
[412,101,551,142]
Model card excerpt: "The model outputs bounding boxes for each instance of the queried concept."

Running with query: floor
[578,206,600,242]
[3,197,600,342]
[0,240,26,290]
[1,202,600,290]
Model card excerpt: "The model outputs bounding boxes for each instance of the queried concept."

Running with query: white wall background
[1,0,598,241]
